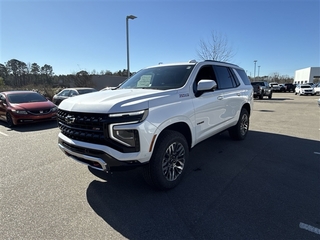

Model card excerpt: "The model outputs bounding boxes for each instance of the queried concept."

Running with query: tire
[229,108,249,141]
[6,112,14,128]
[268,91,272,99]
[142,130,189,190]
[259,92,263,99]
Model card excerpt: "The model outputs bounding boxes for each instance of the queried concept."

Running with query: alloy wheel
[162,142,185,181]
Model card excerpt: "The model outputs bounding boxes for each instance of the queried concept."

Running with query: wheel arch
[156,122,192,150]
[242,102,251,116]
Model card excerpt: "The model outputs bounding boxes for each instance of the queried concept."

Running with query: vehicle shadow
[254,97,294,101]
[86,130,320,240]
[0,120,58,132]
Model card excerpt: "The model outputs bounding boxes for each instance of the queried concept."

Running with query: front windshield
[119,65,195,90]
[8,92,47,104]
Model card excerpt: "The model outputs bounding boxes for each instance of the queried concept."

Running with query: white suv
[57,60,253,190]
[295,84,315,95]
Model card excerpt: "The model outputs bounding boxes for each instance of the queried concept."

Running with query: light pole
[126,15,137,78]
[258,66,260,77]
[253,60,257,80]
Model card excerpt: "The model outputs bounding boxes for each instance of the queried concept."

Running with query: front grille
[28,108,52,115]
[57,109,140,153]
[58,109,108,145]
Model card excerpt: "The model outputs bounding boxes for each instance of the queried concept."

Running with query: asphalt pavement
[1,92,319,239]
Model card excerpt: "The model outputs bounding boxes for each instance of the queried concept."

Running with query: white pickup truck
[57,60,253,190]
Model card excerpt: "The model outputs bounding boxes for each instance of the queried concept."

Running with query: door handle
[217,95,223,100]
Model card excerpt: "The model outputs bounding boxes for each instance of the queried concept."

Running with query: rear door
[213,65,242,122]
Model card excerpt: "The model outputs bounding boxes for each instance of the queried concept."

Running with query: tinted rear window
[235,69,251,85]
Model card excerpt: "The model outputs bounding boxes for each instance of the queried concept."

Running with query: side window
[0,94,4,101]
[194,65,216,93]
[235,69,251,85]
[195,65,216,82]
[59,90,70,96]
[0,94,6,104]
[213,66,237,89]
[69,90,78,96]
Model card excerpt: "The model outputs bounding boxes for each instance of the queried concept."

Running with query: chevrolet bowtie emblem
[65,115,75,124]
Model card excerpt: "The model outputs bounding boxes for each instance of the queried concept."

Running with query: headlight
[12,109,28,114]
[108,110,147,147]
[109,109,148,123]
[51,106,58,112]
[111,129,139,147]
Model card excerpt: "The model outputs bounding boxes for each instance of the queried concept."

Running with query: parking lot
[1,92,319,239]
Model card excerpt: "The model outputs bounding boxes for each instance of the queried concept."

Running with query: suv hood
[58,89,179,113]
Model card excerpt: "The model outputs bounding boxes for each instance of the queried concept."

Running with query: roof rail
[204,59,239,67]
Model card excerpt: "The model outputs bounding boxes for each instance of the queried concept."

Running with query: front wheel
[143,130,189,190]
[268,92,272,99]
[229,108,249,141]
[6,112,15,128]
[259,92,263,99]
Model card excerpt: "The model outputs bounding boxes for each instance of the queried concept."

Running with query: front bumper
[58,135,146,172]
[13,114,57,125]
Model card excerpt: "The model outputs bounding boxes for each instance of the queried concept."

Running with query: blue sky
[1,0,319,77]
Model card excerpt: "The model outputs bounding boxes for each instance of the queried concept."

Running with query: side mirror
[197,79,217,91]
[195,80,217,97]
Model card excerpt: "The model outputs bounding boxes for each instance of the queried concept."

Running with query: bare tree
[197,30,235,62]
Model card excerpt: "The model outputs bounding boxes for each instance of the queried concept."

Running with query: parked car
[0,91,57,127]
[52,87,97,105]
[278,84,286,92]
[313,83,320,95]
[295,84,314,96]
[269,82,281,92]
[284,83,296,92]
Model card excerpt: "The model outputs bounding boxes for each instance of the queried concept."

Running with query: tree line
[0,58,131,90]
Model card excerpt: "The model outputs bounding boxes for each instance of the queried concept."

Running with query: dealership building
[293,67,320,84]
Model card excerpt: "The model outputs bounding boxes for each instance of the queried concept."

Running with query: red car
[0,91,57,127]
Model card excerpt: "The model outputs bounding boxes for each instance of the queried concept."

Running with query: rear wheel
[268,91,272,99]
[229,108,249,141]
[143,130,189,190]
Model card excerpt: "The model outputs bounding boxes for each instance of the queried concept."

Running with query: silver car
[52,87,97,105]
